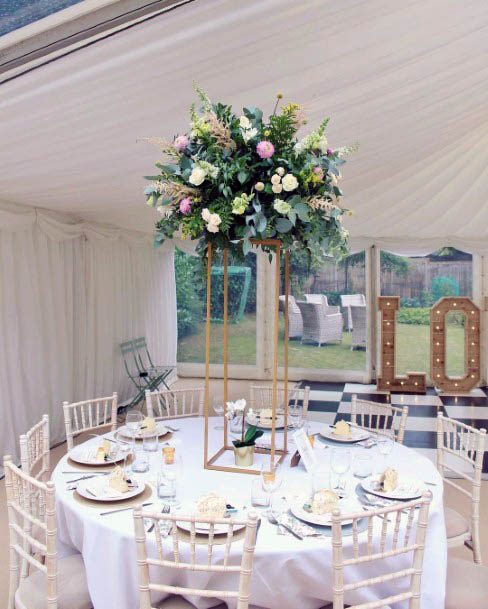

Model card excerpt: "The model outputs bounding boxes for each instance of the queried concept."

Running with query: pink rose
[326,147,334,156]
[179,197,192,215]
[174,135,189,151]
[313,166,324,180]
[256,140,275,159]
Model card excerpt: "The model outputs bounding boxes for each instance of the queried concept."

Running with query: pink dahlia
[179,197,192,215]
[174,134,189,151]
[256,140,275,159]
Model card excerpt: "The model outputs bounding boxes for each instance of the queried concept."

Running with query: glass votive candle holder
[308,434,315,447]
[162,446,175,465]
[143,432,158,452]
[353,453,372,478]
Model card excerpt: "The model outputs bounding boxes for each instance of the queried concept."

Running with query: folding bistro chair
[120,339,174,410]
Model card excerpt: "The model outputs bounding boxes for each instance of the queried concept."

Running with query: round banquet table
[53,418,446,609]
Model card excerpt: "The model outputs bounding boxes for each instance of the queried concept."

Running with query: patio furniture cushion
[445,506,470,539]
[15,554,92,609]
[445,558,488,609]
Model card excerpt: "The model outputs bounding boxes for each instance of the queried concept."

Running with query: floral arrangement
[225,399,263,449]
[144,87,353,259]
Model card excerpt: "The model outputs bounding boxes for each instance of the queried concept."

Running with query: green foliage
[174,250,204,338]
[432,276,460,302]
[144,88,351,261]
[233,425,264,448]
[324,291,342,306]
[207,267,251,322]
[380,251,410,276]
[396,307,431,325]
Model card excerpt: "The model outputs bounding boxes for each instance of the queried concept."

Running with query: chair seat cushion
[445,558,488,609]
[15,554,92,609]
[445,506,470,539]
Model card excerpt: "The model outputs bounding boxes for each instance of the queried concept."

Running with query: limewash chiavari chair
[133,507,259,609]
[20,414,50,482]
[63,393,118,451]
[145,387,204,420]
[436,413,486,564]
[351,394,408,444]
[250,385,311,416]
[4,456,92,609]
[330,494,431,609]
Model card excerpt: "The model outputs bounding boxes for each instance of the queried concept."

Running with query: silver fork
[147,505,170,534]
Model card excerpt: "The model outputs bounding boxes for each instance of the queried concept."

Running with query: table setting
[52,410,446,609]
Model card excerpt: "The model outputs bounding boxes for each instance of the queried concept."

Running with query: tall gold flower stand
[203,240,290,475]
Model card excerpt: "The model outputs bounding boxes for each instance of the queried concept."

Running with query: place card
[293,429,317,472]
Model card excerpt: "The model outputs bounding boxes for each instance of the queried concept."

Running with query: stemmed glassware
[260,463,283,514]
[213,396,225,430]
[331,448,351,495]
[376,435,394,469]
[126,410,143,470]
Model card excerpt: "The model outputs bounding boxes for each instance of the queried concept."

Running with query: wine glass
[289,403,304,431]
[213,396,225,430]
[126,410,143,451]
[377,435,394,469]
[331,448,351,495]
[260,463,283,514]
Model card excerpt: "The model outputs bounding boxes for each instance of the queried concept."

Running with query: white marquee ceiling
[1,0,487,252]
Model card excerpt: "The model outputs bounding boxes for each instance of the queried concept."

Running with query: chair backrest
[351,395,408,444]
[331,493,431,609]
[63,393,118,450]
[250,385,310,416]
[436,414,486,563]
[305,294,329,306]
[340,294,366,307]
[350,305,366,325]
[279,294,300,312]
[146,388,204,419]
[296,301,320,325]
[4,456,58,609]
[19,414,50,482]
[133,336,154,370]
[120,339,144,378]
[133,507,258,609]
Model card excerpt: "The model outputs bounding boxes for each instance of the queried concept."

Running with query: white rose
[206,223,219,233]
[189,166,206,186]
[208,213,221,227]
[276,167,285,176]
[201,208,211,222]
[271,174,281,185]
[239,115,251,129]
[255,182,265,192]
[330,174,338,187]
[272,183,283,194]
[282,173,298,192]
[242,127,258,142]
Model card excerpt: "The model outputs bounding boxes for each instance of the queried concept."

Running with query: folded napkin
[274,511,328,539]
[255,433,272,449]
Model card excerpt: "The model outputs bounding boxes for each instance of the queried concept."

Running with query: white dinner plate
[177,504,247,535]
[360,475,426,500]
[319,424,370,443]
[246,415,285,430]
[290,496,361,527]
[76,476,145,503]
[69,443,125,466]
[117,422,169,440]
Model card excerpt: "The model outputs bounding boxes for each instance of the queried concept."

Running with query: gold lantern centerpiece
[143,86,352,476]
[203,241,291,475]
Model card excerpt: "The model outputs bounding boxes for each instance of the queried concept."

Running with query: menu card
[293,429,317,472]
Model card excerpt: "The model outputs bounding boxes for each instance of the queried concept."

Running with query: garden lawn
[177,315,466,376]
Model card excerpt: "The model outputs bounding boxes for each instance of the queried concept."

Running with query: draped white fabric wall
[0,203,176,471]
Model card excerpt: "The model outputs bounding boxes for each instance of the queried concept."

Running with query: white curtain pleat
[0,205,176,473]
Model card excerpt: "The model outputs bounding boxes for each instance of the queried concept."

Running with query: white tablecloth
[53,418,446,609]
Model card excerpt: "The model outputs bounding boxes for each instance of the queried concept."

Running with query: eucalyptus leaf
[237,171,249,184]
[256,212,267,233]
[275,218,293,233]
[242,238,252,256]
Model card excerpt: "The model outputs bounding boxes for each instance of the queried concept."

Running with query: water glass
[126,410,143,450]
[289,404,304,430]
[143,432,158,452]
[251,478,270,507]
[331,448,351,493]
[131,448,149,473]
[311,462,331,493]
[352,453,372,478]
[157,463,180,505]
